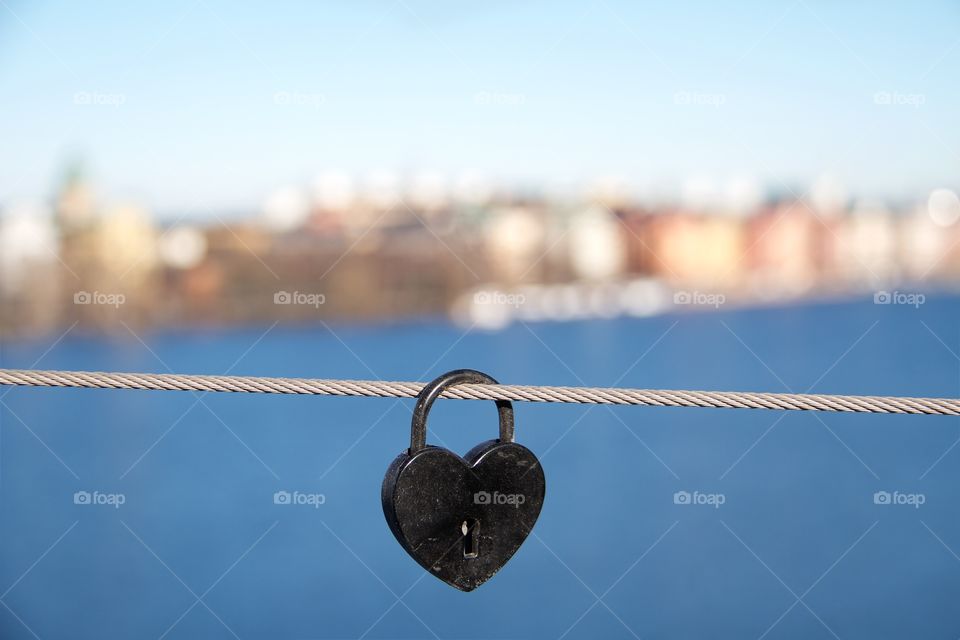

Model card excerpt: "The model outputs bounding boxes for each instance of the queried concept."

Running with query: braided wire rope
[0,368,958,415]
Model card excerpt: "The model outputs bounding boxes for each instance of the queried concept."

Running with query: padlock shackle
[410,369,514,453]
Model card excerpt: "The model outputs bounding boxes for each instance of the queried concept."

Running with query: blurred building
[838,202,898,285]
[0,202,61,332]
[652,212,745,288]
[567,206,627,281]
[2,166,959,336]
[746,202,817,298]
[483,205,548,284]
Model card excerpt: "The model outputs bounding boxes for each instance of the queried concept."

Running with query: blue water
[1,296,958,639]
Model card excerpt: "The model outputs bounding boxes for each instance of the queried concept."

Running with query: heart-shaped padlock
[381,369,545,591]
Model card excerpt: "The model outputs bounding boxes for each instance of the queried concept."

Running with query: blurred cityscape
[2,163,959,336]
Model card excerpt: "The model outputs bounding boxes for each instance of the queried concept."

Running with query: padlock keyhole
[461,518,479,558]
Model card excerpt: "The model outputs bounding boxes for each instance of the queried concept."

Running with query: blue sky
[1,0,958,213]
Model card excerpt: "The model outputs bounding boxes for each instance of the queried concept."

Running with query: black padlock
[381,369,545,591]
